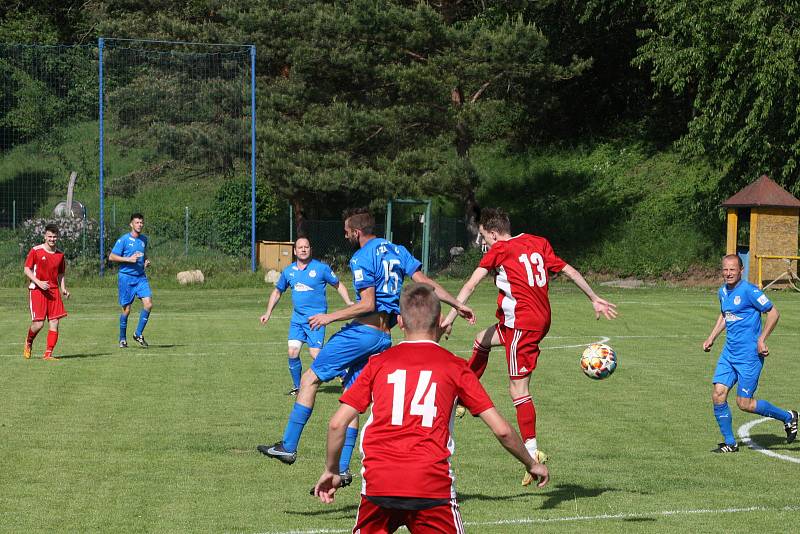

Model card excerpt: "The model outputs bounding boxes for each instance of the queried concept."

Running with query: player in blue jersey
[258,208,475,482]
[260,237,353,395]
[702,254,797,453]
[108,213,152,349]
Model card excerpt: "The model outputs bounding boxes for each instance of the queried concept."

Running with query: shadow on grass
[747,433,799,451]
[318,384,345,394]
[285,504,358,518]
[459,483,627,509]
[58,352,114,359]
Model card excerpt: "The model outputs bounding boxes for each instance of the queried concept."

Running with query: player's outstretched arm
[309,286,376,329]
[441,267,488,329]
[560,265,617,320]
[260,288,283,324]
[333,281,354,306]
[478,407,549,488]
[702,313,726,352]
[411,270,476,325]
[314,403,359,503]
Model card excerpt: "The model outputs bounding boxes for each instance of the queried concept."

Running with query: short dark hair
[130,212,144,222]
[294,236,311,247]
[479,208,511,234]
[44,223,59,235]
[343,207,376,235]
[400,284,441,333]
[722,254,743,268]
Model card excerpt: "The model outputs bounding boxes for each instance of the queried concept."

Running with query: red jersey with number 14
[479,233,567,332]
[339,340,494,499]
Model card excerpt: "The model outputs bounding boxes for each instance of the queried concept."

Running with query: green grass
[1,281,799,532]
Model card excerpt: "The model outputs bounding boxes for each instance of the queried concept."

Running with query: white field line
[738,418,800,464]
[257,505,800,534]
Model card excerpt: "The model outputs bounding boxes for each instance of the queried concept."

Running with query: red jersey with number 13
[478,233,567,332]
[340,340,494,499]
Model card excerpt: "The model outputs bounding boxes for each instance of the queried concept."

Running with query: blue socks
[713,402,736,445]
[282,403,312,452]
[754,399,792,424]
[119,314,128,341]
[288,358,302,389]
[339,426,359,473]
[135,309,150,337]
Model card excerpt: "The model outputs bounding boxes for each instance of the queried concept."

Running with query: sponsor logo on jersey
[354,269,364,282]
[733,296,741,305]
[724,311,743,323]
[757,294,769,306]
[294,282,314,292]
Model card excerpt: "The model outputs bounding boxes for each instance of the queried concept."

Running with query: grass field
[1,280,799,533]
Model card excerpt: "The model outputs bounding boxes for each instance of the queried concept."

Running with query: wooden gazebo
[721,175,800,288]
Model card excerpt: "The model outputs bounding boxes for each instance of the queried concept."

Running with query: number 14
[387,369,438,427]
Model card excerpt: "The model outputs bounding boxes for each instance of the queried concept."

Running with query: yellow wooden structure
[257,241,294,271]
[721,175,800,287]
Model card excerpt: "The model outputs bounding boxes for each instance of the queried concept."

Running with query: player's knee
[31,321,44,331]
[300,369,321,388]
[143,301,153,311]
[736,397,755,412]
[48,320,59,331]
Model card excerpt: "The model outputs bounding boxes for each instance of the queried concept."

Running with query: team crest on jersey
[733,296,741,305]
[309,270,317,278]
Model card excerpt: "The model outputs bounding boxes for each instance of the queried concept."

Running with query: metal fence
[0,39,256,273]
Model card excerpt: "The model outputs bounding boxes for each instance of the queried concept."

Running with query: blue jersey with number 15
[349,237,422,320]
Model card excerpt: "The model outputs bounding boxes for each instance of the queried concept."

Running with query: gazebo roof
[721,175,800,209]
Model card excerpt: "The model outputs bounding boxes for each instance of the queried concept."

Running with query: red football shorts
[353,496,464,534]
[496,324,544,379]
[29,289,67,322]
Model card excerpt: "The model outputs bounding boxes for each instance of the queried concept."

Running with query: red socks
[468,341,491,378]
[26,328,38,346]
[513,395,536,442]
[45,330,59,356]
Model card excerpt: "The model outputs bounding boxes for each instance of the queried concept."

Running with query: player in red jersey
[313,284,548,533]
[23,223,70,361]
[443,208,617,484]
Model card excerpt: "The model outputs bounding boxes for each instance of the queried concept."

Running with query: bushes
[213,176,281,256]
[18,216,98,261]
[474,141,725,277]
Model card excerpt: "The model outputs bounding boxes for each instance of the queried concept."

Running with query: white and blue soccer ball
[580,343,617,380]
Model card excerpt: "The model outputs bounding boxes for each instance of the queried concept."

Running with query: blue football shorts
[310,321,392,387]
[288,321,325,349]
[118,274,152,307]
[712,349,764,398]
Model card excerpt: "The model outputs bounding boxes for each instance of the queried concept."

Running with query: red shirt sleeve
[542,238,567,273]
[478,243,500,271]
[457,364,495,416]
[24,248,36,270]
[339,358,376,413]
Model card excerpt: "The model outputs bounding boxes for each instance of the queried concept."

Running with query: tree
[637,1,800,193]
[234,0,585,239]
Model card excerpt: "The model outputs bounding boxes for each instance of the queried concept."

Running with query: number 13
[519,252,546,287]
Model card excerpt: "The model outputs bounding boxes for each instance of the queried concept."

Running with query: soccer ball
[580,343,617,380]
